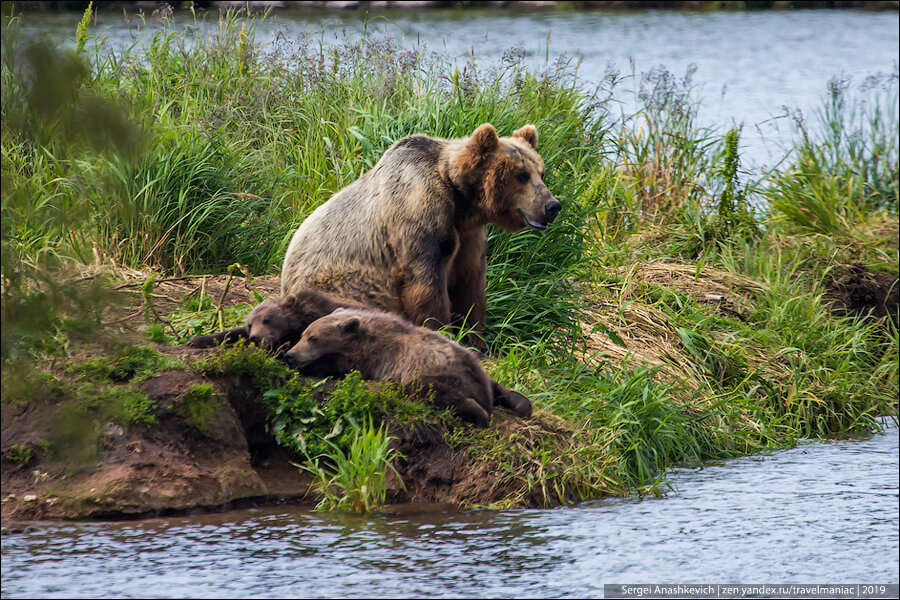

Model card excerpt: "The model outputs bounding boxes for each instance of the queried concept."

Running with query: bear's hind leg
[419,377,491,428]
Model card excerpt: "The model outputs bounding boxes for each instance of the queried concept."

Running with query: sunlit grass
[302,418,403,514]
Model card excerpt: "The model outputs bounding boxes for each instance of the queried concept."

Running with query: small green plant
[196,343,290,386]
[144,323,173,344]
[140,275,157,322]
[69,345,180,383]
[264,370,445,460]
[66,381,155,426]
[182,383,218,432]
[6,443,36,465]
[74,2,93,55]
[713,127,758,242]
[302,418,403,513]
[267,372,381,457]
[36,437,54,459]
[111,387,156,426]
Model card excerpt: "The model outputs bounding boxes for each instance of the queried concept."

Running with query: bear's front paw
[186,334,218,348]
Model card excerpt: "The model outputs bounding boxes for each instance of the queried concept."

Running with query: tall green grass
[765,71,899,235]
[303,418,403,514]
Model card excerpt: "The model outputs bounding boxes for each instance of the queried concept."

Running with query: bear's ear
[342,317,361,334]
[454,124,500,181]
[512,125,538,149]
[466,123,499,157]
[281,295,297,309]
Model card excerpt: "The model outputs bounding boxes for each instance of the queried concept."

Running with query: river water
[2,425,897,597]
[12,8,900,167]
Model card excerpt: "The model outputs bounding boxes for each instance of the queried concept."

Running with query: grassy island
[1,9,896,518]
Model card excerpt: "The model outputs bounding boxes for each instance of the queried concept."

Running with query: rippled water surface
[3,426,897,598]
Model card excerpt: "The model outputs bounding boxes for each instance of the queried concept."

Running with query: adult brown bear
[280,124,560,340]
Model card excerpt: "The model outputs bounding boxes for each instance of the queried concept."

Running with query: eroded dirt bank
[825,263,899,325]
[1,347,559,521]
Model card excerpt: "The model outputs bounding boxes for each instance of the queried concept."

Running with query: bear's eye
[262,318,271,326]
[308,336,318,344]
[515,169,530,184]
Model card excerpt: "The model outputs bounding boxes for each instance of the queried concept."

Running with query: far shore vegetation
[2,7,897,512]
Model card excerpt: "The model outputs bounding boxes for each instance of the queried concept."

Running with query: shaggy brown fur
[186,289,364,377]
[281,124,560,342]
[189,290,532,417]
[284,308,501,427]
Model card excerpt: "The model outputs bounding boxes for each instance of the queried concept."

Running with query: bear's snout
[284,350,303,369]
[544,199,561,222]
[284,344,316,370]
[518,189,561,231]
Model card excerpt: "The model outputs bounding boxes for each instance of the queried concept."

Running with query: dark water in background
[13,8,900,167]
[2,425,897,598]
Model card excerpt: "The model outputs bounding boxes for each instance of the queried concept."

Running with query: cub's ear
[342,317,361,334]
[467,123,499,157]
[280,295,298,309]
[512,124,538,149]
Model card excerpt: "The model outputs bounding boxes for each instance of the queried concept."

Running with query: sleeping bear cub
[285,307,510,427]
[188,289,531,420]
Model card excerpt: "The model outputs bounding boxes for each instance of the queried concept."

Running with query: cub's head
[455,123,561,233]
[245,297,301,351]
[284,309,363,369]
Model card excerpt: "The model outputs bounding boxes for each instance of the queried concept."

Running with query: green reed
[303,418,403,514]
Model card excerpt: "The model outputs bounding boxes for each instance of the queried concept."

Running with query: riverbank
[2,273,596,519]
[1,11,897,519]
[3,427,896,596]
[2,254,896,520]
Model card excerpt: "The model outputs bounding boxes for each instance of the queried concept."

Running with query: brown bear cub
[187,290,532,418]
[188,289,361,352]
[281,124,560,345]
[285,308,503,427]
[186,289,364,377]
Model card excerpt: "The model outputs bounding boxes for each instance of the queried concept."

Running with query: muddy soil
[825,264,899,325]
[1,358,543,521]
[2,302,545,522]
